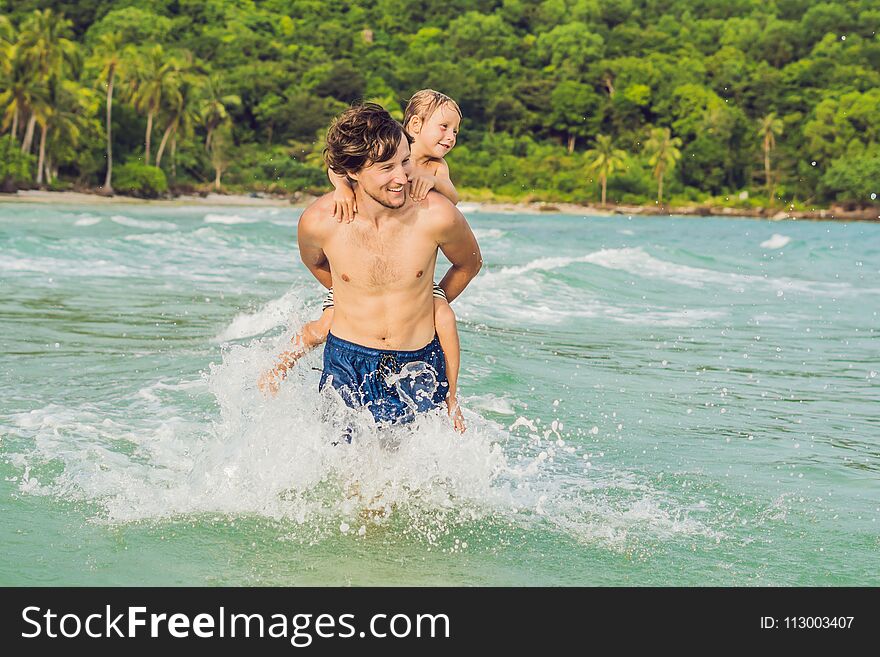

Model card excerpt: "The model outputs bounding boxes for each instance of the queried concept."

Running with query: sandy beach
[2,189,877,222]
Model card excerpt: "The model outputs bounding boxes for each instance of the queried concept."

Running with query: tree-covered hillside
[1,0,878,209]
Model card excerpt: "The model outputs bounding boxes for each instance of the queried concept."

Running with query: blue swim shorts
[319,332,449,425]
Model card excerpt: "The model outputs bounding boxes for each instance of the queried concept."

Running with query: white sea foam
[579,247,854,295]
[74,215,102,226]
[213,289,313,342]
[3,313,719,551]
[472,228,506,240]
[456,258,726,327]
[760,234,791,249]
[110,215,178,230]
[486,255,591,278]
[466,393,517,415]
[0,254,134,276]
[203,213,259,225]
[547,489,725,551]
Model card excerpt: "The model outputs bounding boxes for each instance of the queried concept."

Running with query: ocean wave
[473,228,506,240]
[579,247,855,295]
[213,289,315,342]
[203,213,260,225]
[111,215,178,230]
[73,215,102,227]
[760,234,791,249]
[0,254,134,276]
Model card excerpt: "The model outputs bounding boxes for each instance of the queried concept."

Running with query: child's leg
[301,307,333,349]
[433,297,464,432]
[258,308,333,396]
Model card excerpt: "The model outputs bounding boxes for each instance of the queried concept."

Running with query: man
[263,103,481,428]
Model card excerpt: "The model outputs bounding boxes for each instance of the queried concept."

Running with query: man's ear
[346,170,359,183]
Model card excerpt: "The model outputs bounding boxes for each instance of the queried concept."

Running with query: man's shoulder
[417,191,460,223]
[415,192,466,243]
[298,193,335,232]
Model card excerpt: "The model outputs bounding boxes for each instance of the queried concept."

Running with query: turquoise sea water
[1,200,877,586]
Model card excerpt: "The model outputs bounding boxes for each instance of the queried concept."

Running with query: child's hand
[409,174,436,202]
[257,369,282,397]
[447,399,466,433]
[332,186,357,223]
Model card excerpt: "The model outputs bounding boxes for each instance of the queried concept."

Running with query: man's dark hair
[323,103,409,177]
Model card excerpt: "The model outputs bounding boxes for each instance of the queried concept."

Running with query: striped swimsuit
[322,284,447,312]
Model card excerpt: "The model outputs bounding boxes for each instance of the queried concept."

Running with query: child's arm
[410,159,460,204]
[328,168,357,223]
[431,159,460,205]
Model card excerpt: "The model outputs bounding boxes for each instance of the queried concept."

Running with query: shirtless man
[260,103,481,428]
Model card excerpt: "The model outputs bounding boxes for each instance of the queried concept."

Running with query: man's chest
[325,222,437,288]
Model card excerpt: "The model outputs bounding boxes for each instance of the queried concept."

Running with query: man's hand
[332,186,357,223]
[410,174,436,202]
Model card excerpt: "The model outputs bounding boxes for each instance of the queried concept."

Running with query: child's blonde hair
[403,89,462,134]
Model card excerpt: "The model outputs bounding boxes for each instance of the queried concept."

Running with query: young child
[260,90,466,432]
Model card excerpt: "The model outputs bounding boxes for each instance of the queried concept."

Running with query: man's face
[352,135,412,209]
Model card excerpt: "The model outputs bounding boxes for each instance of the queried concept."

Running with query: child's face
[412,103,460,159]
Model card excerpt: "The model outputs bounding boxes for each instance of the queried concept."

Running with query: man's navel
[341,273,350,282]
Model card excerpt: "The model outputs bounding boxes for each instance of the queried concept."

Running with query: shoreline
[2,189,878,222]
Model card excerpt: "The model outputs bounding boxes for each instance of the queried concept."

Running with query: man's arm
[432,195,482,302]
[297,200,333,289]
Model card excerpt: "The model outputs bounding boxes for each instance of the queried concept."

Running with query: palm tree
[757,113,783,205]
[199,75,240,190]
[643,127,682,206]
[87,33,134,192]
[16,9,78,156]
[40,80,96,184]
[155,53,202,169]
[210,123,233,191]
[0,48,48,142]
[200,74,240,153]
[33,93,53,185]
[584,134,627,207]
[128,44,179,166]
[0,18,15,134]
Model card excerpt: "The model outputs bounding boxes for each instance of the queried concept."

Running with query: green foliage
[0,134,35,190]
[1,1,878,207]
[113,161,168,197]
[821,149,880,204]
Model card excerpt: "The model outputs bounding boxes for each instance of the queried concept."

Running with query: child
[260,90,466,432]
